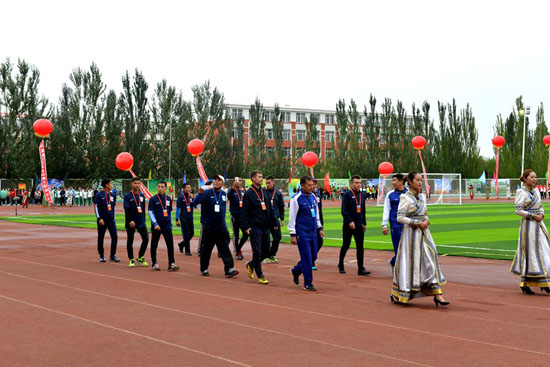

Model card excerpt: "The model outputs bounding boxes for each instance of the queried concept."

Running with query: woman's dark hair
[520,169,534,182]
[407,171,421,185]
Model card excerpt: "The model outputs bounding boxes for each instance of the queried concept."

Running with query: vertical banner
[196,156,209,183]
[39,139,54,205]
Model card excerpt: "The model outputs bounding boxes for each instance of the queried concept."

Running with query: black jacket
[266,188,285,222]
[341,189,366,227]
[241,185,278,229]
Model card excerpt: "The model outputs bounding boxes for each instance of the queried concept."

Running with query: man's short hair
[131,177,141,183]
[265,176,275,181]
[182,182,191,188]
[250,170,262,179]
[300,175,313,185]
[213,174,225,182]
[157,180,167,187]
[392,173,405,181]
[350,175,361,182]
[101,178,112,187]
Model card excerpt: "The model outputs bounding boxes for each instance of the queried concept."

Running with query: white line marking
[0,293,250,366]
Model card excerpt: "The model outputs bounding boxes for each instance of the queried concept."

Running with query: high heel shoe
[433,296,450,308]
[521,286,535,295]
[390,295,402,305]
[541,287,550,293]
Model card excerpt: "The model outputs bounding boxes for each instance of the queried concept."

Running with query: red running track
[1,216,550,366]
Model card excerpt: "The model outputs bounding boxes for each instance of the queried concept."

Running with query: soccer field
[0,202,523,260]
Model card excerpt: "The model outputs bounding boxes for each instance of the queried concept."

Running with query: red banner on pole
[128,169,152,199]
[196,156,209,183]
[39,139,53,205]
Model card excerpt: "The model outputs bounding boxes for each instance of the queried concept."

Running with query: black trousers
[269,220,282,257]
[315,230,324,256]
[339,224,365,270]
[97,219,118,257]
[180,218,194,253]
[150,228,175,265]
[127,226,149,260]
[249,227,271,278]
[231,213,249,254]
[200,227,235,273]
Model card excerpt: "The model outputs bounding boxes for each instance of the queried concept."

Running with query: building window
[296,130,306,141]
[310,113,320,122]
[325,131,334,142]
[233,126,239,138]
[231,108,243,120]
[326,148,335,158]
[263,111,273,122]
[266,147,275,156]
[265,128,273,139]
[282,129,291,140]
[296,112,306,123]
[283,147,291,158]
[281,112,291,122]
[325,114,335,124]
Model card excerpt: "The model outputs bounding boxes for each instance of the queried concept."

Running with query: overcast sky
[2,0,549,157]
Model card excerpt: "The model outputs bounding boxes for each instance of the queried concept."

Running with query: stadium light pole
[520,106,530,175]
[168,120,172,182]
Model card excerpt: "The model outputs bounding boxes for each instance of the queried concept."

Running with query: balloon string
[310,167,314,178]
[418,150,430,196]
[495,148,499,198]
[547,147,550,188]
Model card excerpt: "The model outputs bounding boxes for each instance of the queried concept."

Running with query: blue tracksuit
[381,188,407,266]
[148,193,173,231]
[288,190,322,286]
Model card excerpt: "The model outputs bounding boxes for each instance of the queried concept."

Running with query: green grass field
[0,203,523,260]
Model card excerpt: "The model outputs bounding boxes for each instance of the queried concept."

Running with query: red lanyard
[271,189,276,201]
[251,186,264,202]
[351,189,361,206]
[181,193,190,205]
[157,194,166,210]
[104,190,111,205]
[236,189,243,201]
[131,191,140,205]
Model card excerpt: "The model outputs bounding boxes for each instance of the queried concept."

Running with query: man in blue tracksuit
[193,174,239,278]
[123,177,149,268]
[312,179,324,270]
[289,176,324,291]
[94,178,119,263]
[381,173,407,268]
[148,181,179,272]
[176,182,195,256]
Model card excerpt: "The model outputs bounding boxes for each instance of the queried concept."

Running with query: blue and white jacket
[381,188,407,228]
[287,190,322,238]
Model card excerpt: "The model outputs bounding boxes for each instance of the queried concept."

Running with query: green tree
[248,98,267,171]
[532,103,548,178]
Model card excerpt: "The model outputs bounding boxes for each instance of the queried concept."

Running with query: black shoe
[168,263,180,272]
[290,268,300,285]
[185,252,192,256]
[99,257,106,263]
[178,241,184,253]
[358,268,371,276]
[201,270,209,276]
[225,269,239,278]
[109,255,120,263]
[541,287,550,293]
[521,286,535,295]
[338,265,346,274]
[433,296,450,308]
[304,284,317,291]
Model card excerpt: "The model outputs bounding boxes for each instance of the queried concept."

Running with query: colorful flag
[148,169,152,180]
[288,170,292,184]
[324,172,331,196]
[479,171,486,186]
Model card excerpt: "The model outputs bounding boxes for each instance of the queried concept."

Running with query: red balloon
[187,139,205,157]
[33,119,53,138]
[544,135,550,146]
[378,162,394,176]
[301,151,319,168]
[492,135,505,148]
[115,152,134,171]
[412,136,426,150]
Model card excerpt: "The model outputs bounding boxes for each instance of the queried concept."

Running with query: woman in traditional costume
[391,171,449,307]
[511,169,550,295]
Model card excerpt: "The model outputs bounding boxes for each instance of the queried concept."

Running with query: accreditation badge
[214,204,220,212]
[107,204,112,211]
[261,201,266,211]
[356,205,361,213]
[311,208,316,218]
[137,206,142,213]
[239,200,243,207]
[163,209,168,217]
[187,206,191,213]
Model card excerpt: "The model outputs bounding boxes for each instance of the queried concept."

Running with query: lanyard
[213,189,222,204]
[271,189,276,201]
[157,194,166,210]
[181,193,190,205]
[236,189,243,201]
[251,186,264,202]
[351,189,361,206]
[131,191,140,206]
[104,190,111,205]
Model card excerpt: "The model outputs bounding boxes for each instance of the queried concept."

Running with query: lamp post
[520,106,530,175]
